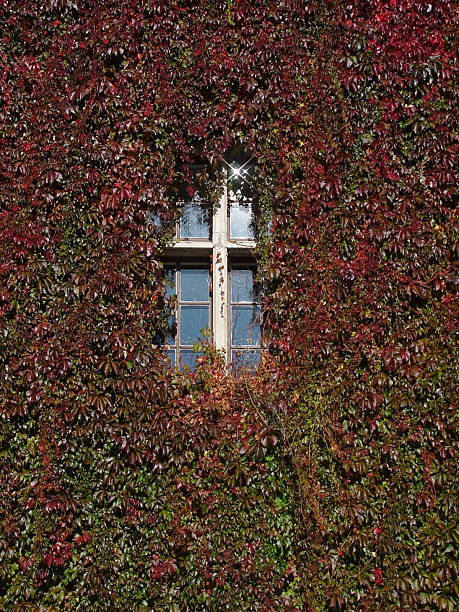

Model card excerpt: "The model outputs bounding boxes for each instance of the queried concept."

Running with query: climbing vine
[0,1,457,609]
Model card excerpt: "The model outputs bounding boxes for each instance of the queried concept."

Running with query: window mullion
[176,265,180,364]
[212,169,228,357]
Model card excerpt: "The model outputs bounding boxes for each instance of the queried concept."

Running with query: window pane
[231,349,260,371]
[179,199,210,238]
[180,267,209,302]
[166,349,176,366]
[148,211,162,228]
[180,350,203,370]
[231,305,261,346]
[230,201,255,239]
[166,314,176,344]
[231,268,256,302]
[180,305,209,344]
[164,267,176,297]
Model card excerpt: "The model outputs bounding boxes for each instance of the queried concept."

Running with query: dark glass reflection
[166,314,176,344]
[164,267,176,298]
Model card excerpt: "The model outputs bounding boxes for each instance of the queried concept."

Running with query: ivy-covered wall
[0,1,457,610]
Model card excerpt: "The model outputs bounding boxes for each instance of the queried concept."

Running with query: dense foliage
[0,0,457,609]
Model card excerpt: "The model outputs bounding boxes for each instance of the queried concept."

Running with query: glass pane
[166,314,176,344]
[164,267,176,298]
[231,349,260,371]
[180,350,203,371]
[231,268,256,302]
[166,349,176,366]
[231,305,261,346]
[230,201,255,239]
[180,305,209,344]
[180,267,209,302]
[148,211,162,228]
[179,198,210,238]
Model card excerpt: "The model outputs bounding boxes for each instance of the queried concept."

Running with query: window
[162,161,262,370]
[230,263,262,369]
[164,263,211,370]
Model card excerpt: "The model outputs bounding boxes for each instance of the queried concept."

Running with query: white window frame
[165,166,258,363]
